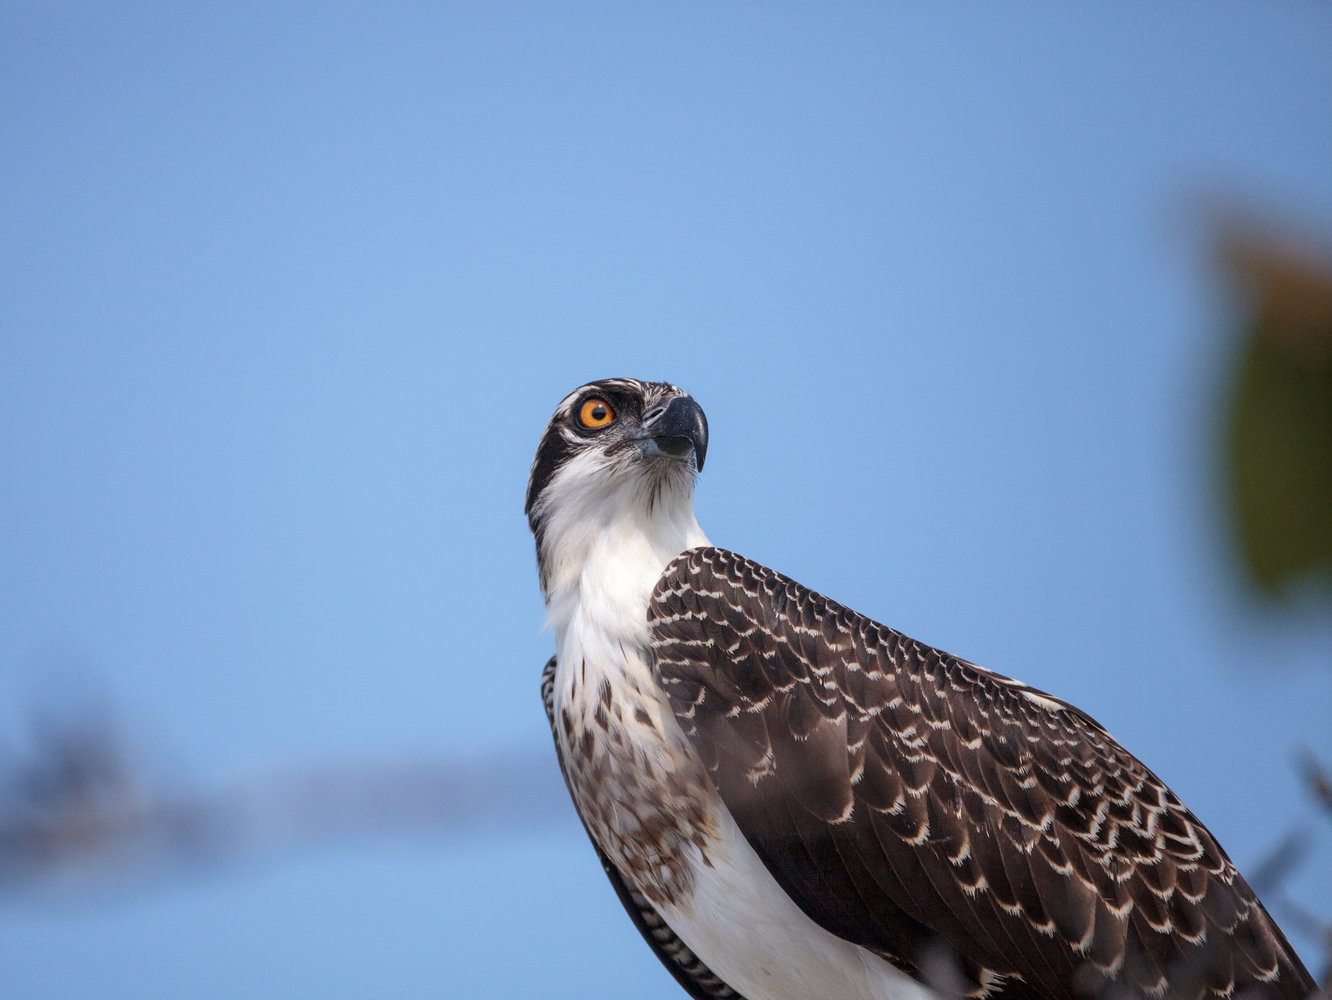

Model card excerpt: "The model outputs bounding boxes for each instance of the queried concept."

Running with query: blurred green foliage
[1221,226,1332,599]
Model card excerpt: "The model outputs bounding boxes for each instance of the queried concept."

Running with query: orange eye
[578,397,616,429]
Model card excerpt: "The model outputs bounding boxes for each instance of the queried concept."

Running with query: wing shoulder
[647,548,1314,1000]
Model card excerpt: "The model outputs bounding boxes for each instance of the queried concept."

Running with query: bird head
[526,378,709,600]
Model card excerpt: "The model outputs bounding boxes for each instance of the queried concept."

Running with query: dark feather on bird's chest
[558,658,718,908]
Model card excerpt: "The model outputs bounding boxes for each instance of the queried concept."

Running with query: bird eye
[578,397,616,430]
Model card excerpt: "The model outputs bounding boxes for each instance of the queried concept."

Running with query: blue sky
[2,5,1330,998]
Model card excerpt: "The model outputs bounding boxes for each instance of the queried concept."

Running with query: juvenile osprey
[526,378,1314,1000]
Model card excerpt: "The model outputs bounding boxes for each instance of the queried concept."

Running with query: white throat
[537,451,710,652]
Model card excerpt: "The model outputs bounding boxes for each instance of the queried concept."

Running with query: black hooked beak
[642,395,708,472]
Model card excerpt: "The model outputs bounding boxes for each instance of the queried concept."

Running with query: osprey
[526,378,1314,1000]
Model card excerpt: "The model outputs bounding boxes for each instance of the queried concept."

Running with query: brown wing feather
[539,657,747,1000]
[648,548,1315,1000]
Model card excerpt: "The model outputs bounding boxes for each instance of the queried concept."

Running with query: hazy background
[2,5,1329,998]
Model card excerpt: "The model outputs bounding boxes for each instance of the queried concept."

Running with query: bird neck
[541,472,709,655]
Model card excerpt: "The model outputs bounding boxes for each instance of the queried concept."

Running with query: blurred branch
[1296,749,1332,816]
[0,709,567,894]
[1249,750,1332,992]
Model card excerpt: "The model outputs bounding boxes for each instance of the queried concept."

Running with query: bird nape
[526,377,1315,1000]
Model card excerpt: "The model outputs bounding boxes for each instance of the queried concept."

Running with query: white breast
[658,805,940,1000]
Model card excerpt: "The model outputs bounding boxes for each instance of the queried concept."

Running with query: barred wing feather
[648,548,1314,1000]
